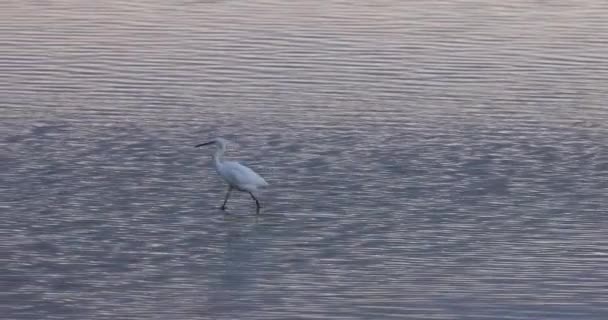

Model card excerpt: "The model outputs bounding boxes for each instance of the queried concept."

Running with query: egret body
[195,138,268,212]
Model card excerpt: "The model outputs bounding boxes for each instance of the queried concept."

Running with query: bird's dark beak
[195,141,214,148]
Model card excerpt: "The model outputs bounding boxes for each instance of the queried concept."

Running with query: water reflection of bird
[195,138,268,213]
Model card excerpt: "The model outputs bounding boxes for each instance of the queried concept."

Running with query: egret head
[195,137,229,150]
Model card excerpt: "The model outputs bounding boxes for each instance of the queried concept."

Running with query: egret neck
[213,143,226,168]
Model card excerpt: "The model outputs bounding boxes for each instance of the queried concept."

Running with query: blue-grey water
[1,1,607,319]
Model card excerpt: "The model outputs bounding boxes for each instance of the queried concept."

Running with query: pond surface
[1,1,607,319]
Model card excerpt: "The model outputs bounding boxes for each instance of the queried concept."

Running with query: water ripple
[2,0,608,319]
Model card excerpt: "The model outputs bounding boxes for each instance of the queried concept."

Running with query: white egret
[195,138,268,212]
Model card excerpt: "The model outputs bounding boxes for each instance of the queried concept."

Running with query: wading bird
[195,138,268,212]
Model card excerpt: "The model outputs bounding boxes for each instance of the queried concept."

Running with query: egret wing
[219,161,268,190]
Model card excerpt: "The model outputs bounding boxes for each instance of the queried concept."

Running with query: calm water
[1,1,608,319]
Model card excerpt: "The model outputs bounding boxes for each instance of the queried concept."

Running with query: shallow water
[1,1,608,319]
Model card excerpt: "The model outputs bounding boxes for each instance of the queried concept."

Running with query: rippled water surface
[2,1,608,319]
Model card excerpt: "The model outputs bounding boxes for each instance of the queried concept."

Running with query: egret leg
[221,187,233,210]
[249,192,261,212]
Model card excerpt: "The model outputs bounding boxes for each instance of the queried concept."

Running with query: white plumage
[195,138,268,212]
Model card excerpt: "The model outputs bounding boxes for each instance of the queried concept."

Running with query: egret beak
[195,141,215,148]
